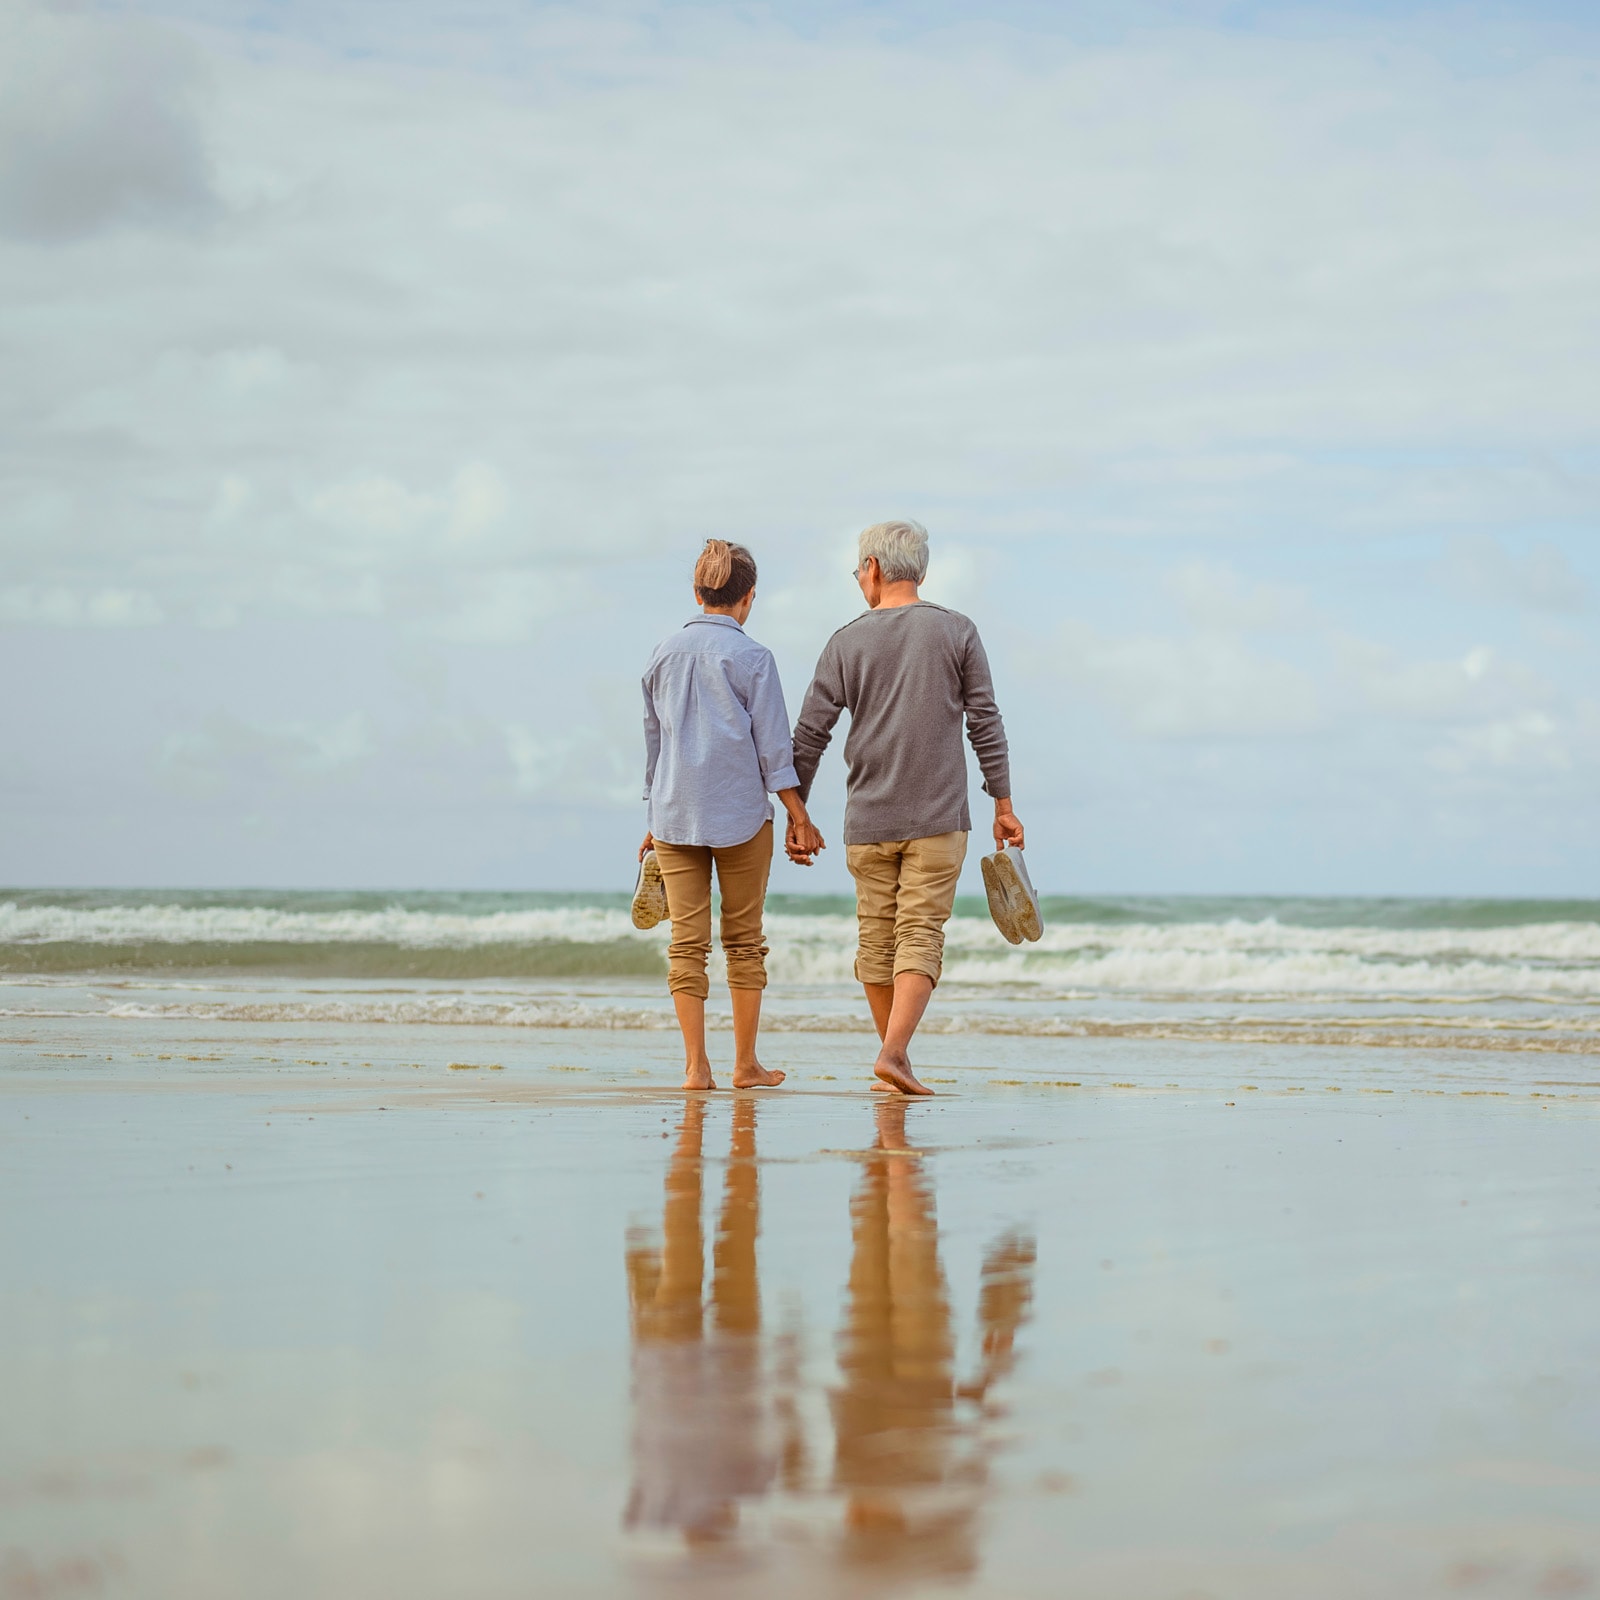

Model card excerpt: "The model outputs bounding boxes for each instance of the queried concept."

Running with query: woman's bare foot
[732,1061,786,1088]
[683,1060,717,1091]
[872,1050,933,1096]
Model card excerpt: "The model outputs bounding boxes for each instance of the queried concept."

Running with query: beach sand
[3,1014,1599,1599]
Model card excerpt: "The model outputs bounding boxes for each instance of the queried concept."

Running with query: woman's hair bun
[694,539,734,593]
[693,540,757,606]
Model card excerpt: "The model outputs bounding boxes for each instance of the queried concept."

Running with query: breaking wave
[3,894,1600,1001]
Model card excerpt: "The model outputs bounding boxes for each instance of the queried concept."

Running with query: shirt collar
[686,613,744,632]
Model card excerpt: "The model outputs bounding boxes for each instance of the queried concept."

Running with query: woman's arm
[642,677,662,800]
[776,787,824,865]
[640,676,661,860]
[746,653,801,797]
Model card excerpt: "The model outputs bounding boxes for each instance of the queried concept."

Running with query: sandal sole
[631,850,669,930]
[982,850,1043,945]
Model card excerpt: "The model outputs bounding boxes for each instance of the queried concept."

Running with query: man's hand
[786,816,826,865]
[638,831,655,862]
[993,799,1024,851]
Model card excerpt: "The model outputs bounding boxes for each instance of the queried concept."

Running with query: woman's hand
[786,817,825,865]
[638,831,655,862]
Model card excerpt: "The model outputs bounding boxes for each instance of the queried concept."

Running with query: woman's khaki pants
[653,821,774,1000]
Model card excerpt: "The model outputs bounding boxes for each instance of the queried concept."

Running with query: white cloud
[1048,621,1323,738]
[430,570,563,644]
[159,710,373,796]
[217,345,291,396]
[1437,534,1592,613]
[504,721,636,807]
[1335,636,1555,723]
[1165,561,1312,631]
[310,474,440,539]
[267,568,385,616]
[209,474,251,524]
[307,462,509,553]
[1428,711,1569,775]
[445,463,509,543]
[750,529,865,668]
[919,541,982,611]
[0,585,165,627]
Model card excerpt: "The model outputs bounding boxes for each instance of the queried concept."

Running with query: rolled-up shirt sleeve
[642,674,662,802]
[748,653,801,794]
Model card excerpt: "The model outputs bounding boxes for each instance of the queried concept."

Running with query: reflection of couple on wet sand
[637,520,1023,1095]
[624,1098,1036,1578]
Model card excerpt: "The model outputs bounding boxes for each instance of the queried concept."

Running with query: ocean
[5,888,1598,1057]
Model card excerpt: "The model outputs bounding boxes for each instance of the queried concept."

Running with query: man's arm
[961,626,1024,849]
[961,626,1011,799]
[747,654,826,863]
[791,639,847,803]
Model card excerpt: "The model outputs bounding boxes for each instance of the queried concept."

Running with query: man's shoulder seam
[914,601,973,625]
[825,613,874,643]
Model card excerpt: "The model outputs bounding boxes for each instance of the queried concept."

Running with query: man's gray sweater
[792,602,1011,846]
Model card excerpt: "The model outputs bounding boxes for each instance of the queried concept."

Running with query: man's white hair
[858,519,930,585]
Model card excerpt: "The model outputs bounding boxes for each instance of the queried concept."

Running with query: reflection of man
[624,1099,786,1542]
[831,1100,1036,1577]
[791,519,1025,1096]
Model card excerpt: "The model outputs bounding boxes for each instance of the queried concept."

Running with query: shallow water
[3,1022,1599,1598]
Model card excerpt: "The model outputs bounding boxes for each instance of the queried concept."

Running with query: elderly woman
[637,540,825,1091]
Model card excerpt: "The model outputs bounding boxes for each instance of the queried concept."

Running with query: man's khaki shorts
[844,832,968,987]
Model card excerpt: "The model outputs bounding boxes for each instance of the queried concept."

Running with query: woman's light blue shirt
[642,614,801,848]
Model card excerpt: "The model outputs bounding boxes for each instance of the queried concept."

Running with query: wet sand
[3,1020,1599,1599]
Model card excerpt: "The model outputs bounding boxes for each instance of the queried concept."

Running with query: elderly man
[791,520,1023,1095]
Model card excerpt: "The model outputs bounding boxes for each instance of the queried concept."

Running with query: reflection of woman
[624,1099,786,1543]
[639,541,825,1091]
[831,1101,1036,1577]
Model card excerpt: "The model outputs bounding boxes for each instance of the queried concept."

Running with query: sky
[2,0,1597,895]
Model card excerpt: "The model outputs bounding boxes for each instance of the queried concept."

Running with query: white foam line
[31,998,1584,1054]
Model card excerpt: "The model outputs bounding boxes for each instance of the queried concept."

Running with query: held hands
[776,785,825,866]
[785,815,826,866]
[993,799,1025,851]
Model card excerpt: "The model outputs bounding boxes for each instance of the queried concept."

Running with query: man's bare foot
[683,1061,717,1091]
[872,1051,933,1096]
[731,1061,786,1088]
